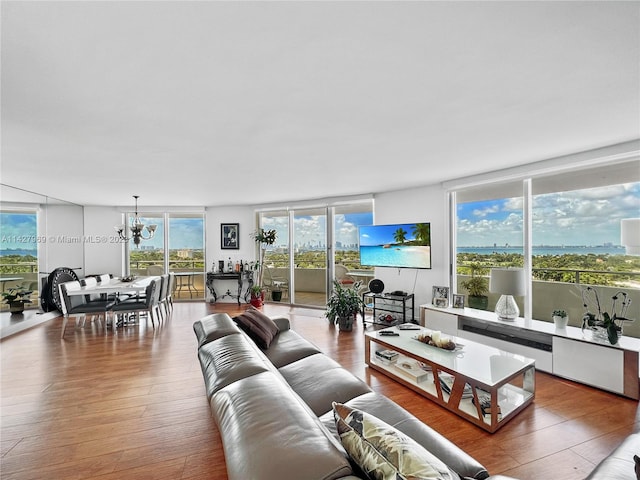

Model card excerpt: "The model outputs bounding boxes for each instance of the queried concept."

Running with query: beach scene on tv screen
[359,223,431,269]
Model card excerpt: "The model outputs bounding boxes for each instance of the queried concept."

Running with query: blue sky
[457,182,640,247]
[358,223,420,246]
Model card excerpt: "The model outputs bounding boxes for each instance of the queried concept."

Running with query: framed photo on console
[221,223,239,249]
[432,286,449,307]
[452,293,465,309]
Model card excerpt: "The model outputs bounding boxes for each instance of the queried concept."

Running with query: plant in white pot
[552,309,568,329]
[326,280,364,332]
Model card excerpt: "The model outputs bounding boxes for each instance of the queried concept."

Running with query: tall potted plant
[326,280,364,331]
[460,263,489,310]
[250,228,277,307]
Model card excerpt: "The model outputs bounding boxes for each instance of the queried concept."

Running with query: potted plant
[2,287,33,314]
[249,228,278,306]
[249,285,265,308]
[326,280,364,332]
[581,286,634,345]
[271,287,283,302]
[460,263,489,310]
[552,309,568,329]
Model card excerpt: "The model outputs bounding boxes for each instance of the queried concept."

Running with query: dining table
[63,276,158,298]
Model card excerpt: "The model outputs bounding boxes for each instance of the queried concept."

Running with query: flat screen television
[358,222,431,269]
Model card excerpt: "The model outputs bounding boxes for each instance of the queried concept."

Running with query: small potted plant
[326,280,364,332]
[460,263,489,310]
[2,287,33,314]
[552,309,568,329]
[249,285,265,308]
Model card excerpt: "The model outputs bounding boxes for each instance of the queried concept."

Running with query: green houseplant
[552,309,568,328]
[326,280,365,331]
[460,263,489,310]
[2,287,33,314]
[249,228,278,307]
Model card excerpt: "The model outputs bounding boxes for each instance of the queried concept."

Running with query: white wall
[205,205,256,300]
[83,206,125,276]
[41,204,85,275]
[373,184,449,313]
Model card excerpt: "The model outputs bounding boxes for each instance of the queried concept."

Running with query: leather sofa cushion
[212,371,354,480]
[193,313,242,348]
[198,333,273,399]
[319,392,489,480]
[586,432,640,480]
[280,353,372,416]
[264,329,322,368]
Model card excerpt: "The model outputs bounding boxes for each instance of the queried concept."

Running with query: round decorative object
[43,267,80,312]
[369,278,384,294]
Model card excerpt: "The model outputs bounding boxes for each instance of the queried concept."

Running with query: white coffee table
[365,326,535,432]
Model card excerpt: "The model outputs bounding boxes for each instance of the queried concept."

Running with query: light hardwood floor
[1,302,638,480]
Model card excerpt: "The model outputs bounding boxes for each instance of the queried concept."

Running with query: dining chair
[59,281,115,338]
[166,272,176,312]
[158,273,170,319]
[110,278,161,329]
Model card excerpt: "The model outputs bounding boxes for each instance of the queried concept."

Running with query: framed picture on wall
[432,286,449,308]
[221,223,239,249]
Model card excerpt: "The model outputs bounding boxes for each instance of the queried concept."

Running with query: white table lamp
[621,218,640,256]
[490,268,525,321]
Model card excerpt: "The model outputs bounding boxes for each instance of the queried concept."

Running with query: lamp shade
[621,218,640,256]
[489,268,525,296]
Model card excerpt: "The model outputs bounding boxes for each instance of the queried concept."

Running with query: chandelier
[115,195,157,247]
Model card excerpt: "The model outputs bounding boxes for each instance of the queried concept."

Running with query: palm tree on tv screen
[393,228,407,244]
[412,223,431,246]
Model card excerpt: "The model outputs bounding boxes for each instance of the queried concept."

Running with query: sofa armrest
[272,316,291,331]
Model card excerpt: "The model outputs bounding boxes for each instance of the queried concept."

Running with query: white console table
[420,304,640,400]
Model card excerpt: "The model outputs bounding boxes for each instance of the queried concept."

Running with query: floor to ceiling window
[0,209,39,311]
[451,158,640,337]
[454,182,524,311]
[127,212,205,300]
[258,199,373,307]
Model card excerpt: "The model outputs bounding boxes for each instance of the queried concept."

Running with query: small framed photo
[452,294,465,309]
[432,286,449,307]
[221,223,239,250]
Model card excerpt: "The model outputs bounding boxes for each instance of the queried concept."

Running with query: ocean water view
[360,244,431,269]
[458,245,626,256]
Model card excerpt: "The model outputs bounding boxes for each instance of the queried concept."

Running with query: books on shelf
[438,374,473,399]
[375,349,399,364]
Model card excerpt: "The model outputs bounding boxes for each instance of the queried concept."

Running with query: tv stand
[362,291,414,327]
[420,304,640,399]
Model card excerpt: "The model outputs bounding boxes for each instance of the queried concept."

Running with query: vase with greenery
[326,280,364,332]
[2,287,33,314]
[460,263,489,310]
[581,286,633,345]
[249,228,277,306]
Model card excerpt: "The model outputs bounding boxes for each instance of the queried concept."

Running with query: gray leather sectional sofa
[193,312,518,480]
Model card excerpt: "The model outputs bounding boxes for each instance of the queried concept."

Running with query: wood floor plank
[1,301,638,480]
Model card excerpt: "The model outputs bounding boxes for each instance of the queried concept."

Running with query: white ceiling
[1,1,639,208]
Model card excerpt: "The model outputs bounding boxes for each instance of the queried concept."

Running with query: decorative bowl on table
[414,332,458,351]
[121,275,136,283]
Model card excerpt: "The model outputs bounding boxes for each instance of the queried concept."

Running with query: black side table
[206,271,254,305]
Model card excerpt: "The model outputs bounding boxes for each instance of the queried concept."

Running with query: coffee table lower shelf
[365,333,535,433]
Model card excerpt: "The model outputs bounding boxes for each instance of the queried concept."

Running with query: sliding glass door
[293,208,327,307]
[258,200,373,307]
